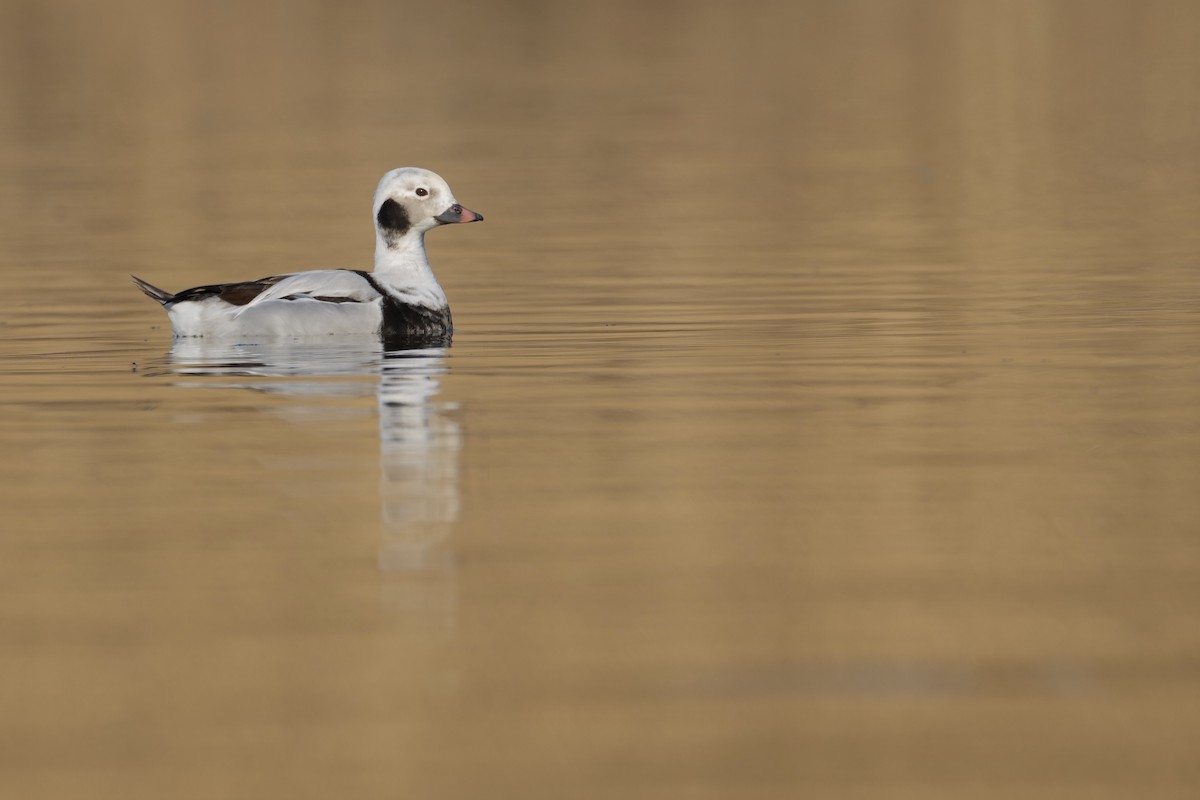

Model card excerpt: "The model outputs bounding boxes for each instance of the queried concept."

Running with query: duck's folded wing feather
[246,270,381,305]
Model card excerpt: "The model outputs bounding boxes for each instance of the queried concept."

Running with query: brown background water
[2,1,1199,797]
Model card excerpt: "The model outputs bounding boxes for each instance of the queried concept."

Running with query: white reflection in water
[157,337,460,592]
[376,350,459,576]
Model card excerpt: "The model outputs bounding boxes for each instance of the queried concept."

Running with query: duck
[132,167,482,343]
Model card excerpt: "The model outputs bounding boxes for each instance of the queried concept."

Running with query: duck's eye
[415,187,429,197]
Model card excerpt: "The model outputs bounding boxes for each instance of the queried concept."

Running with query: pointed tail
[131,275,176,305]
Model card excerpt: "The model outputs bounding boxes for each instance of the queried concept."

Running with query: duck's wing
[176,270,381,307]
[247,270,381,305]
[168,274,282,306]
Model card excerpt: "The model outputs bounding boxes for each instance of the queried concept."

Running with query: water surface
[2,2,1199,798]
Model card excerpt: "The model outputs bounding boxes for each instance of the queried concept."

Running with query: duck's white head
[372,167,483,249]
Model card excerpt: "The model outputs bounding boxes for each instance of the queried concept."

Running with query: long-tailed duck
[133,167,482,343]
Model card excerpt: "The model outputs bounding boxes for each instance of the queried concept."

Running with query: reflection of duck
[154,338,460,582]
[378,351,460,574]
[132,168,482,343]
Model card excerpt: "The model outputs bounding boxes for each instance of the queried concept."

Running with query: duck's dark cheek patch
[376,198,410,244]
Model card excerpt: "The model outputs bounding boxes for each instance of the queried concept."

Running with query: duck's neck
[372,230,448,309]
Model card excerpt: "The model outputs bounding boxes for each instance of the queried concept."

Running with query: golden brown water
[2,1,1199,797]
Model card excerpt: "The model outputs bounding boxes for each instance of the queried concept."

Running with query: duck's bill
[435,204,484,224]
